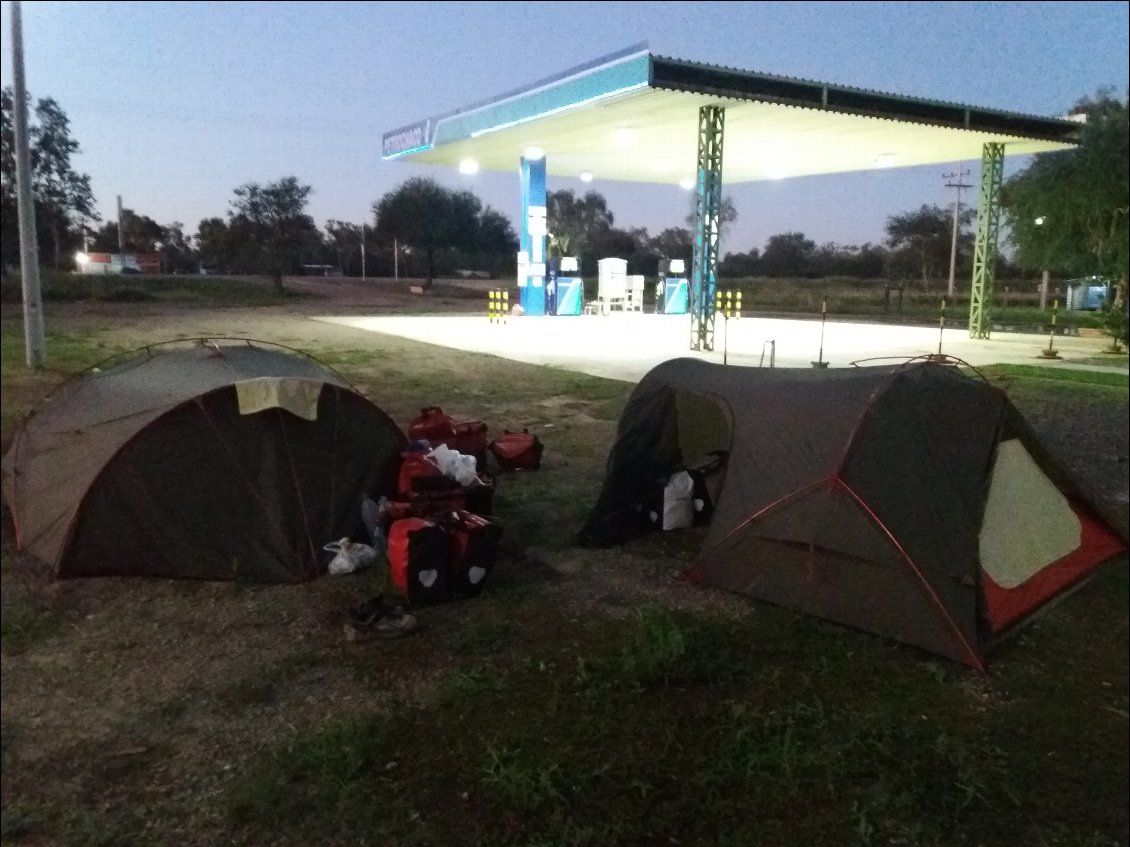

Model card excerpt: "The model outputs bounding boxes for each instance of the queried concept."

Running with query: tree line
[2,86,1125,296]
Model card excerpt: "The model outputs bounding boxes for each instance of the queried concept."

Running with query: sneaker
[372,610,418,639]
[343,610,418,642]
[348,594,388,628]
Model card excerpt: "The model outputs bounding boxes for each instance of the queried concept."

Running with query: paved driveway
[312,311,1117,381]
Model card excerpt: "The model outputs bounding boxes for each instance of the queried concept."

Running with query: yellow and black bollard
[488,289,510,325]
[1038,299,1062,359]
[715,289,741,364]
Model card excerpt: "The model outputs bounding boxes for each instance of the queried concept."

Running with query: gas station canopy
[382,43,1079,183]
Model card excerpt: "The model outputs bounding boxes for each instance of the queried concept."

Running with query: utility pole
[117,195,126,258]
[943,167,972,298]
[394,237,399,280]
[360,223,366,281]
[10,0,46,368]
[1034,216,1049,310]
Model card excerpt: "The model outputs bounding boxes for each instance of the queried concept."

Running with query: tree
[884,205,957,289]
[546,189,615,259]
[1,88,98,269]
[463,206,519,278]
[476,207,518,255]
[684,195,739,241]
[1003,89,1129,286]
[759,232,816,277]
[325,219,363,276]
[157,222,195,274]
[92,208,165,254]
[0,91,16,269]
[372,177,481,288]
[808,241,890,279]
[719,248,760,278]
[652,227,694,268]
[593,225,655,275]
[196,217,238,273]
[228,176,318,293]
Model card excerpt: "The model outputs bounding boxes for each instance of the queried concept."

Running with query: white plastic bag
[323,538,379,575]
[427,443,479,487]
[662,471,694,531]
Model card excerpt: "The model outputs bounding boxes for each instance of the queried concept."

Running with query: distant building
[1064,276,1111,311]
[77,253,162,274]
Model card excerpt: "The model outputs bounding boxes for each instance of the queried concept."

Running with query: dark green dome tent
[580,358,1127,669]
[2,340,407,582]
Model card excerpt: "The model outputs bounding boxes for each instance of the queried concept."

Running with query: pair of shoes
[348,594,388,628]
[343,609,418,642]
[372,610,418,639]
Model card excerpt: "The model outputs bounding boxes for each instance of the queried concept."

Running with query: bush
[1100,289,1128,351]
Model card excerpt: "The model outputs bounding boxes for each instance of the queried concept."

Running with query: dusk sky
[2,1,1127,254]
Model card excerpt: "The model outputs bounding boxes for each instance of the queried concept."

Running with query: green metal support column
[690,105,725,352]
[968,142,1005,339]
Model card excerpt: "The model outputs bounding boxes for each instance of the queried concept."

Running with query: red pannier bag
[388,500,415,523]
[389,490,467,522]
[396,452,442,496]
[446,511,503,597]
[450,420,489,465]
[388,518,449,605]
[408,407,489,465]
[463,474,495,517]
[489,429,544,471]
[409,489,466,518]
[408,406,456,445]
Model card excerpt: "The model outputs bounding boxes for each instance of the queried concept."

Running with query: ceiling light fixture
[458,158,479,175]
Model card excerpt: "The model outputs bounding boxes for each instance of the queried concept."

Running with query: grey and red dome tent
[580,358,1127,669]
[2,339,407,582]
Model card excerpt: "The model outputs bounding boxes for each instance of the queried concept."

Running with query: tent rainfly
[579,359,1127,669]
[2,340,407,582]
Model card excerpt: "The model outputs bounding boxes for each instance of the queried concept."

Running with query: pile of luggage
[340,407,545,638]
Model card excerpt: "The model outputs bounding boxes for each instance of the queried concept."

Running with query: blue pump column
[519,156,547,316]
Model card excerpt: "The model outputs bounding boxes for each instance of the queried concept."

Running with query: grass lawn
[1,283,1127,847]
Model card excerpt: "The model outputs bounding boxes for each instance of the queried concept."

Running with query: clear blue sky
[2,1,1127,254]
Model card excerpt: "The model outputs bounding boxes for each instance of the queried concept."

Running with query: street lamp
[75,251,89,273]
[1034,216,1049,310]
